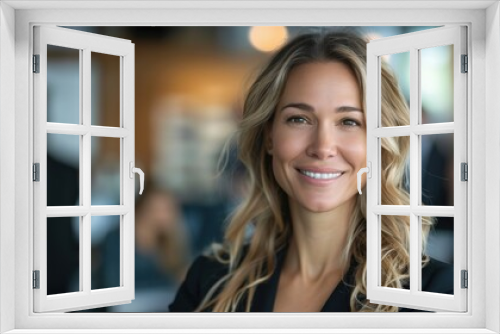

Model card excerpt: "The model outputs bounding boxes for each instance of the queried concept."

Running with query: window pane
[47,217,80,295]
[381,136,410,205]
[91,52,121,127]
[420,45,454,124]
[422,216,454,295]
[91,137,121,206]
[47,134,80,206]
[91,215,121,290]
[380,215,410,290]
[381,51,410,127]
[421,133,454,206]
[47,45,80,124]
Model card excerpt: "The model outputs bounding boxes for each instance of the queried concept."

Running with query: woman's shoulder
[421,257,454,295]
[195,253,230,279]
[168,251,230,312]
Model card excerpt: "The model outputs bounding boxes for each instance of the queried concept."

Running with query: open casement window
[365,26,467,312]
[33,26,139,312]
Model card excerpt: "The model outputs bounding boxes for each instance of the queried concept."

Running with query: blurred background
[45,26,454,312]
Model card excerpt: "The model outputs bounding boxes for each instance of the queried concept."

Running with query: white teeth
[299,170,343,180]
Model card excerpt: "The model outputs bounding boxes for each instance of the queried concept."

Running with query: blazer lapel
[250,246,287,312]
[320,259,358,312]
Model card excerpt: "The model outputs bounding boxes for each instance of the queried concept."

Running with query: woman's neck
[284,201,354,282]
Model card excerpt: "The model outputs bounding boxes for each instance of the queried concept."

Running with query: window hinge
[461,270,468,289]
[33,54,40,73]
[461,54,468,73]
[33,270,40,289]
[461,162,468,181]
[33,163,40,182]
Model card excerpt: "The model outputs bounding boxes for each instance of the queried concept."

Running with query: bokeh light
[249,26,288,52]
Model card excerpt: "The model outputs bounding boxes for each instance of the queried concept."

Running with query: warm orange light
[249,26,288,52]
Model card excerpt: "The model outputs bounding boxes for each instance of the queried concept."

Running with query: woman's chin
[302,202,341,214]
[299,197,357,214]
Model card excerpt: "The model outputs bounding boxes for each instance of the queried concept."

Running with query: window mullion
[373,205,410,215]
[90,126,129,138]
[82,47,92,294]
[409,46,420,294]
[90,205,128,216]
[373,205,454,217]
[413,123,454,135]
[46,206,90,217]
[46,123,87,135]
[44,205,128,217]
[373,123,454,138]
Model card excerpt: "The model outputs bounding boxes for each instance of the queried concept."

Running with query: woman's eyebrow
[336,106,363,113]
[279,102,314,112]
[279,103,363,113]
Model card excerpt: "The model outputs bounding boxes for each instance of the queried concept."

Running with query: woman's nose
[306,125,338,160]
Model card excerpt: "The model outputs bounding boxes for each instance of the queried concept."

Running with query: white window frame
[33,25,136,313]
[1,1,499,333]
[365,26,467,312]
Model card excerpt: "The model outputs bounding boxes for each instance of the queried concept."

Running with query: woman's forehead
[279,62,361,105]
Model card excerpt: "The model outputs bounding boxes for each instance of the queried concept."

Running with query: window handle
[129,162,145,195]
[357,162,371,195]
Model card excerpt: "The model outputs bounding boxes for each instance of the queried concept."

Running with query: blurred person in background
[134,186,191,284]
[100,186,191,311]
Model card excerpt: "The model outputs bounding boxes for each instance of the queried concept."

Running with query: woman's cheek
[275,130,307,156]
[341,135,366,165]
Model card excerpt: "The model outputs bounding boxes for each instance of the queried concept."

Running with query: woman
[169,30,453,312]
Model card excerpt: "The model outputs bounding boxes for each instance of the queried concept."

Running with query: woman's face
[268,61,366,214]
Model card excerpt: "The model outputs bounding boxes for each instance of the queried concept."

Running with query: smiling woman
[168,30,453,313]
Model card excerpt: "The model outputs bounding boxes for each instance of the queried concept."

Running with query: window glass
[381,51,410,127]
[421,134,454,206]
[47,133,80,206]
[47,45,80,124]
[381,136,410,205]
[380,215,410,290]
[91,137,121,206]
[91,52,121,127]
[47,217,80,295]
[421,45,454,124]
[422,216,454,295]
[91,216,121,290]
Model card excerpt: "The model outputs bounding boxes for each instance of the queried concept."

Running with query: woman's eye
[287,116,308,124]
[341,119,360,127]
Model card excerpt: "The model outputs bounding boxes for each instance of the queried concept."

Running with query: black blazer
[169,246,454,312]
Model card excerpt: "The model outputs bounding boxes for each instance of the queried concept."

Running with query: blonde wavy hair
[196,30,433,312]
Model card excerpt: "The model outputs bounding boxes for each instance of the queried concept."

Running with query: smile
[298,169,344,180]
